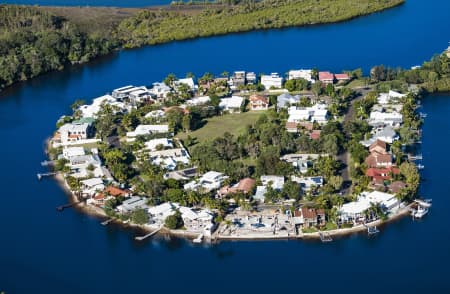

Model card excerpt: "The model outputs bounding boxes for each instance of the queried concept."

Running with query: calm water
[1,0,450,293]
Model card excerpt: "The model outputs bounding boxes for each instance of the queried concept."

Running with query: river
[1,0,450,293]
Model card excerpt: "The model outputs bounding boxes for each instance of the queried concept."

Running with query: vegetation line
[0,0,404,89]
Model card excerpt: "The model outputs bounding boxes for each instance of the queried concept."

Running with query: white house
[144,138,173,151]
[150,82,172,100]
[360,126,399,147]
[219,96,244,113]
[369,111,403,127]
[174,78,196,91]
[287,104,329,124]
[261,73,283,89]
[339,191,399,223]
[288,69,314,83]
[377,90,406,104]
[62,147,85,159]
[291,176,324,192]
[59,122,92,144]
[260,175,285,190]
[184,171,228,191]
[117,196,149,214]
[277,93,301,109]
[147,148,190,170]
[80,177,105,197]
[126,124,170,141]
[186,96,211,106]
[145,109,166,119]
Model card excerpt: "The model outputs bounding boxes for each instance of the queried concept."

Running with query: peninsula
[44,49,450,242]
[0,0,405,89]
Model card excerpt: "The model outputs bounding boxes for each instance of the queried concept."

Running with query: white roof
[340,191,397,215]
[127,124,169,137]
[176,78,195,89]
[145,110,165,118]
[219,96,244,109]
[144,138,173,151]
[202,171,224,181]
[81,177,103,187]
[59,123,89,133]
[186,96,210,106]
[148,202,174,216]
[63,147,85,158]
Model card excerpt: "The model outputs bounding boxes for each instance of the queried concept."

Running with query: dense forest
[0,0,404,89]
[0,5,119,88]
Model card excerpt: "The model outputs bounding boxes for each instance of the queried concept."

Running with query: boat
[319,232,333,242]
[413,206,429,219]
[367,226,379,235]
[417,164,425,170]
[193,234,203,244]
[415,199,432,208]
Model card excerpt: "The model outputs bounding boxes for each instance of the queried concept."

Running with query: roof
[236,178,256,193]
[105,186,130,197]
[249,94,268,103]
[219,96,244,109]
[81,178,103,187]
[319,71,334,81]
[389,181,407,193]
[366,167,400,179]
[301,207,317,219]
[335,73,350,80]
[365,153,392,167]
[369,140,387,153]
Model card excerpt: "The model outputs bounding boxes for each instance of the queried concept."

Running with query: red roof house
[249,94,269,111]
[319,71,335,84]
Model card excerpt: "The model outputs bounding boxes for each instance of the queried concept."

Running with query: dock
[41,160,56,167]
[37,172,56,180]
[319,232,333,242]
[134,227,162,241]
[101,219,113,226]
[56,201,80,212]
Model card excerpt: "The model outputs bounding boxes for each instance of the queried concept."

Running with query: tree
[312,81,323,98]
[71,99,85,113]
[182,114,191,132]
[165,211,184,229]
[163,73,177,86]
[328,175,344,191]
[131,208,149,225]
[282,180,301,200]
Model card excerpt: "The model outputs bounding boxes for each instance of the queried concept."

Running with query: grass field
[177,111,264,144]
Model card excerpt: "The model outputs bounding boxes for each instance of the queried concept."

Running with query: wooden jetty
[37,172,56,180]
[319,232,333,242]
[56,201,80,212]
[135,227,162,241]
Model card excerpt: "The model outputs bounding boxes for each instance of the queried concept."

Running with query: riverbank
[0,0,404,90]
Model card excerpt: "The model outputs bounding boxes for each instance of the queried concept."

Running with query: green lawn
[177,111,264,144]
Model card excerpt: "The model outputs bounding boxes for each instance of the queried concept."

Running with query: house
[249,94,269,110]
[184,171,228,192]
[219,96,244,113]
[277,93,300,109]
[144,138,173,151]
[260,175,284,190]
[389,181,407,193]
[291,176,324,192]
[319,71,335,84]
[148,148,190,170]
[377,90,406,104]
[369,111,403,127]
[149,82,172,100]
[145,109,166,119]
[126,124,170,141]
[59,122,92,144]
[287,104,329,125]
[163,167,198,181]
[186,96,210,106]
[218,178,256,197]
[365,152,393,168]
[174,78,196,91]
[334,73,350,83]
[261,73,283,89]
[129,88,155,103]
[360,126,399,147]
[253,186,267,203]
[369,140,387,154]
[178,206,215,236]
[80,177,105,197]
[293,207,325,228]
[78,95,127,118]
[112,85,146,100]
[246,72,257,84]
[285,121,314,133]
[62,146,85,159]
[229,71,246,89]
[288,69,314,82]
[366,166,400,181]
[117,196,148,214]
[339,191,399,223]
[88,185,131,206]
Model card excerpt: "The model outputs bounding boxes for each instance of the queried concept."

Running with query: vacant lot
[177,111,264,144]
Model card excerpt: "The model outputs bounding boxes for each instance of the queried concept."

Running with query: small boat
[415,199,432,208]
[413,206,428,219]
[319,232,333,242]
[193,234,203,244]
[367,226,379,235]
[417,164,425,170]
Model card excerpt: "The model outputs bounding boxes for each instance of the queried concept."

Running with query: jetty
[134,227,162,241]
[37,172,56,180]
[367,226,380,235]
[41,160,56,167]
[56,201,80,212]
[193,234,204,244]
[101,219,114,226]
[319,232,333,242]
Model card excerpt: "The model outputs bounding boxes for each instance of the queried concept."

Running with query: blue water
[1,0,450,293]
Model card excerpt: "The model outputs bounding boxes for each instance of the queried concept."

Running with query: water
[1,0,450,293]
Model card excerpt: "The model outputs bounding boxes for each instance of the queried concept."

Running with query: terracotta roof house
[365,153,393,168]
[249,94,269,111]
[319,71,335,84]
[218,178,256,197]
[335,73,350,82]
[296,207,326,228]
[366,167,400,181]
[286,121,314,133]
[369,140,388,155]
[310,130,321,140]
[389,181,407,193]
[105,186,131,198]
